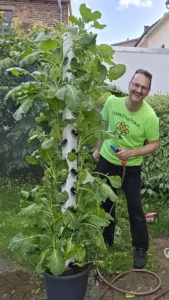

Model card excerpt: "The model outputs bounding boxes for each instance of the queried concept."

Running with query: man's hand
[93,149,100,162]
[116,148,134,161]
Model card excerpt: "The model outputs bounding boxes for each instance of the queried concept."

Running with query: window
[161,44,165,48]
[0,10,13,32]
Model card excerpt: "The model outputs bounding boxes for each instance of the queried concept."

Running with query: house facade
[112,12,169,48]
[0,0,71,31]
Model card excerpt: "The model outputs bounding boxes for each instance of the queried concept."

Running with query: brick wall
[0,0,70,31]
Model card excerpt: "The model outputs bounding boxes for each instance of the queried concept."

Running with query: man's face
[128,73,151,103]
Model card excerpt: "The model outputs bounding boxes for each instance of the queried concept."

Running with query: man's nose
[137,86,142,92]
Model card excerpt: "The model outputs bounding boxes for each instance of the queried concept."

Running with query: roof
[40,0,70,1]
[111,38,139,46]
[111,11,169,48]
[135,12,169,46]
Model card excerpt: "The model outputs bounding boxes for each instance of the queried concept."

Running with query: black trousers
[99,155,149,251]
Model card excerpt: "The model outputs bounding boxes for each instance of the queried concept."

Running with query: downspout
[57,0,63,22]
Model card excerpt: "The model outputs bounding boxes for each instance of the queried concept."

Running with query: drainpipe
[57,0,63,22]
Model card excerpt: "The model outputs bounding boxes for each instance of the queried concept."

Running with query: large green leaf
[109,176,121,189]
[26,156,38,165]
[20,52,41,67]
[63,209,79,230]
[21,47,33,58]
[5,82,38,102]
[100,183,118,201]
[89,215,110,227]
[97,63,107,81]
[6,67,29,77]
[41,137,54,149]
[93,21,106,29]
[80,4,102,23]
[47,248,65,276]
[87,226,106,249]
[56,85,82,110]
[76,33,97,46]
[13,99,33,121]
[65,239,76,259]
[109,64,126,81]
[40,39,58,52]
[91,11,101,21]
[57,191,69,204]
[79,4,92,23]
[21,191,30,199]
[37,249,50,273]
[79,109,99,129]
[97,44,114,58]
[67,152,77,162]
[74,246,86,262]
[55,160,69,182]
[69,15,79,24]
[34,31,52,42]
[20,203,41,216]
[9,233,36,252]
[83,171,94,184]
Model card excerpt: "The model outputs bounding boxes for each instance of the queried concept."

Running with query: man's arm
[116,140,160,161]
[130,140,160,157]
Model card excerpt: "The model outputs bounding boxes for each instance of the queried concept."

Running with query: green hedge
[142,94,169,200]
[0,46,41,178]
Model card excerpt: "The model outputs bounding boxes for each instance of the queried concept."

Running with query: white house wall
[111,46,169,95]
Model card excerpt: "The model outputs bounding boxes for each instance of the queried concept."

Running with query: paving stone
[0,294,12,300]
[4,273,24,286]
[23,293,37,300]
[165,293,169,300]
[11,293,24,300]
[15,270,30,281]
[0,283,14,295]
[0,277,7,288]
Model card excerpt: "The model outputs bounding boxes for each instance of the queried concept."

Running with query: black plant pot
[43,264,92,300]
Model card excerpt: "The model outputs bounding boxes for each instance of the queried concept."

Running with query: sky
[71,0,168,45]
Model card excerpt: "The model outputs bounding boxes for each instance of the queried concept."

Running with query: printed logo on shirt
[112,111,140,128]
[116,122,129,139]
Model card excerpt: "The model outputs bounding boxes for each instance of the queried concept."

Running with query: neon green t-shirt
[100,95,159,166]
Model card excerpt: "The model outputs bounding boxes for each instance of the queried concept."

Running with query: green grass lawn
[0,177,168,274]
[0,178,36,269]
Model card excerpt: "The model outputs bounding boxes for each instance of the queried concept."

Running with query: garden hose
[97,268,163,300]
[98,150,169,300]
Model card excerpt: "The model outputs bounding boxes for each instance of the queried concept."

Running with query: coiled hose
[97,268,169,300]
[97,165,169,300]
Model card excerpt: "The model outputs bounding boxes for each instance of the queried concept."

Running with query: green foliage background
[0,22,46,178]
[142,94,169,204]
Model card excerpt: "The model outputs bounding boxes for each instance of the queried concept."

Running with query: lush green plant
[0,18,56,177]
[141,94,169,205]
[0,178,158,274]
[8,5,126,276]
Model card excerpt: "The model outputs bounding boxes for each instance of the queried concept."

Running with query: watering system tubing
[96,146,169,299]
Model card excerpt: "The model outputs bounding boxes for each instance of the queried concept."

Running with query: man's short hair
[131,69,152,88]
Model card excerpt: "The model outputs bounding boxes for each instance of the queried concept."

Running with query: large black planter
[43,264,92,300]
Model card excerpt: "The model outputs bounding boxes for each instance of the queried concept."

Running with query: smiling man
[93,69,160,269]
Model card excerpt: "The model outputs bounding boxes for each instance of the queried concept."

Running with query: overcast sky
[71,0,168,45]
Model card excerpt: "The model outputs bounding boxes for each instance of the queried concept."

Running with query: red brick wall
[0,0,70,30]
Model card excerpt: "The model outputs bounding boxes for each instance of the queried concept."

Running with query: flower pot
[43,264,92,300]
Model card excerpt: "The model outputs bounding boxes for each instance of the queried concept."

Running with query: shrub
[142,94,169,204]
